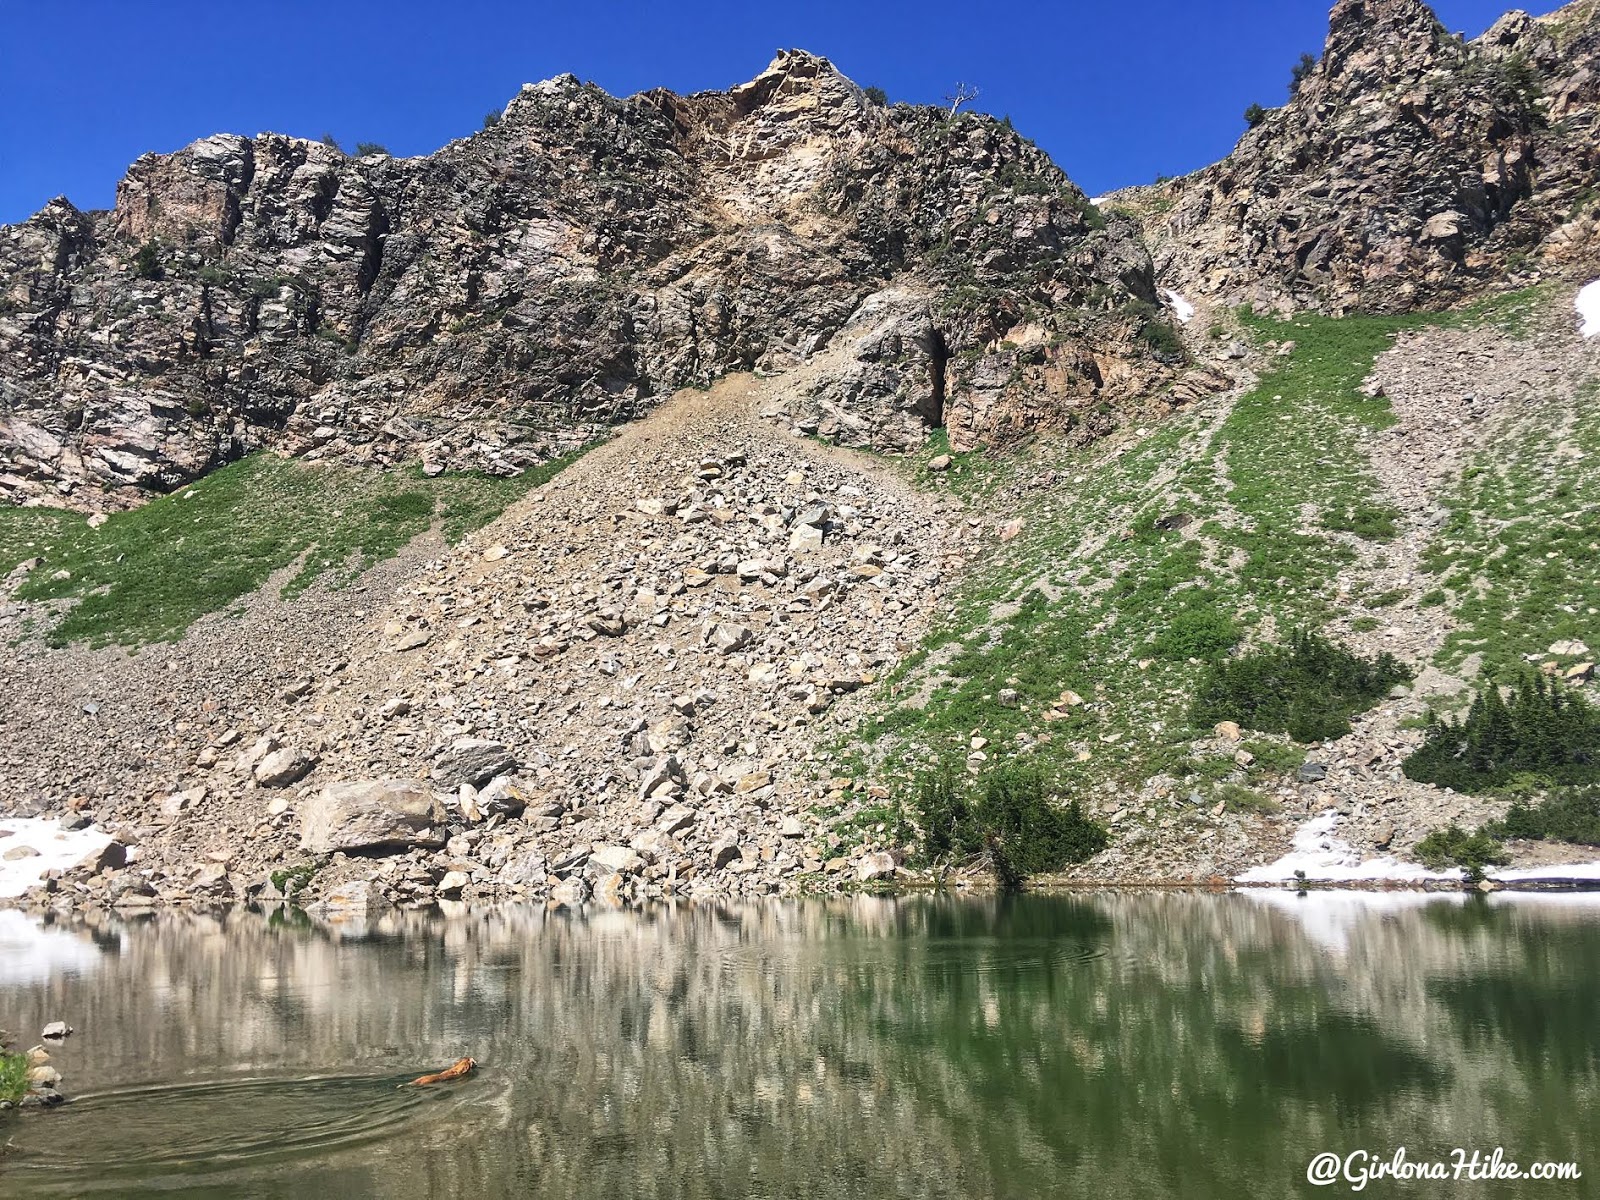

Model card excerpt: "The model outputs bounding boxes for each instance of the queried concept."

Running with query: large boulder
[299,780,446,855]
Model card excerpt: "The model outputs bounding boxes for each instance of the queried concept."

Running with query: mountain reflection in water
[1,892,1596,1199]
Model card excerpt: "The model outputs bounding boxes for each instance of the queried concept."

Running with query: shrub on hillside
[913,760,1108,887]
[1492,786,1600,846]
[1244,103,1268,129]
[1402,675,1600,793]
[1289,52,1318,95]
[1189,629,1413,743]
[1413,825,1509,882]
[1152,605,1239,662]
[133,240,163,281]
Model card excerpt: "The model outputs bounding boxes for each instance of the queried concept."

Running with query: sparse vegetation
[270,859,326,897]
[482,110,502,129]
[1214,782,1281,815]
[1422,375,1600,681]
[4,443,599,648]
[133,240,163,280]
[354,142,389,157]
[848,308,1441,808]
[1321,501,1400,541]
[1244,103,1268,129]
[912,760,1109,887]
[863,85,888,106]
[1190,630,1413,743]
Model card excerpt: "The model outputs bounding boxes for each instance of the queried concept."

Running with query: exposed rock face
[0,50,1173,508]
[1118,0,1600,311]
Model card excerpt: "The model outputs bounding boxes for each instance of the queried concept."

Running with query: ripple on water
[6,1071,476,1193]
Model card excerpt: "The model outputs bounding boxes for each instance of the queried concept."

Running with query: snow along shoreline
[0,818,113,899]
[1234,811,1600,889]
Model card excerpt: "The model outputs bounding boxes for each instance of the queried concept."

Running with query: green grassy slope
[1,446,594,648]
[839,293,1600,820]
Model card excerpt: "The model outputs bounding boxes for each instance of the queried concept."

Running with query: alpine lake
[1,891,1596,1198]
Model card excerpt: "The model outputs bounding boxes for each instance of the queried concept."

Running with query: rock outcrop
[0,50,1176,509]
[1115,0,1600,311]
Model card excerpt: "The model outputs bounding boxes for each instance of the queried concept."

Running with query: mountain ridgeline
[1118,0,1600,311]
[0,51,1178,510]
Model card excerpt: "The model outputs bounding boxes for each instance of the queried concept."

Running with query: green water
[0,893,1595,1198]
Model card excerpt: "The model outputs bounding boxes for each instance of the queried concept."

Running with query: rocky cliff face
[0,51,1177,510]
[1118,0,1600,312]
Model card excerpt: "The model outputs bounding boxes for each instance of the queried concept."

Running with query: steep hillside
[843,284,1600,884]
[1113,0,1600,311]
[6,7,1600,912]
[0,51,1181,511]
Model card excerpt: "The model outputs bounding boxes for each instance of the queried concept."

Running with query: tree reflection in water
[0,892,1595,1199]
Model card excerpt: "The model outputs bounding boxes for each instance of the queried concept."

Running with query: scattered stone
[255,746,316,788]
[431,739,517,788]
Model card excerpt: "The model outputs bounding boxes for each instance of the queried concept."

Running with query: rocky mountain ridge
[1115,0,1600,311]
[0,50,1177,511]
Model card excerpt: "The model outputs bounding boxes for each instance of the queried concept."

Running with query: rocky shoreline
[0,1022,72,1114]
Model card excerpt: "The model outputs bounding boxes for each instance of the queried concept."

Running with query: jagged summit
[0,50,1178,509]
[1116,0,1600,312]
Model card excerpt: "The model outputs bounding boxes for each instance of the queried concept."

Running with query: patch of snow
[1237,812,1600,891]
[1578,280,1600,338]
[1235,812,1458,884]
[0,909,109,984]
[1089,196,1106,207]
[0,818,111,899]
[1160,288,1196,325]
[1493,861,1600,883]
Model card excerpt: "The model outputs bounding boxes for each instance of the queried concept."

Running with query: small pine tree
[1403,674,1600,792]
[862,85,888,106]
[1289,52,1318,95]
[482,110,502,129]
[1244,103,1268,129]
[133,240,163,281]
[353,142,389,157]
[320,133,343,153]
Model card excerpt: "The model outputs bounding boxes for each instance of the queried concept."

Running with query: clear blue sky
[0,0,1562,225]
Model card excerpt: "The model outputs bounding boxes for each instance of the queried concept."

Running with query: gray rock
[255,746,316,788]
[856,851,897,882]
[589,845,643,875]
[299,780,446,854]
[431,739,517,788]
